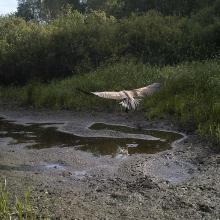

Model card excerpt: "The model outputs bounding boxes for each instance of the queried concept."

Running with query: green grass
[143,60,220,143]
[0,59,220,143]
[0,60,162,111]
[0,180,36,220]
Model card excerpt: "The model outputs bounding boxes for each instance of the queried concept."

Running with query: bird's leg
[125,108,129,113]
[120,104,123,112]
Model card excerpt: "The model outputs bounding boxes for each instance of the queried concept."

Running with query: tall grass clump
[0,180,37,220]
[0,180,10,219]
[0,60,162,110]
[143,60,220,143]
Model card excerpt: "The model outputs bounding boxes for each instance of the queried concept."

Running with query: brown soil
[0,107,219,220]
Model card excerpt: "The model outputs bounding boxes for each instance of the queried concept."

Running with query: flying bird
[77,82,160,112]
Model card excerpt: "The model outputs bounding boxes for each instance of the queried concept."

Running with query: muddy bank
[0,107,219,219]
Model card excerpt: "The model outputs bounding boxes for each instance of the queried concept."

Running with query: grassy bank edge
[0,59,220,143]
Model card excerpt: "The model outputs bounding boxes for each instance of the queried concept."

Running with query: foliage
[17,0,41,21]
[115,0,216,17]
[0,60,162,110]
[143,60,220,143]
[0,180,37,220]
[16,0,217,20]
[1,5,220,85]
[17,0,84,21]
[1,60,220,143]
[0,11,117,85]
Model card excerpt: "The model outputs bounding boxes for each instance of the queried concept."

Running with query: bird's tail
[75,88,93,96]
[119,98,140,110]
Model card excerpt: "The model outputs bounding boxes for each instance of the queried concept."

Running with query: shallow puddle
[0,163,66,172]
[0,118,183,157]
[90,123,182,143]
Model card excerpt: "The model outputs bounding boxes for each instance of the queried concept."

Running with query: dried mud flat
[0,107,219,220]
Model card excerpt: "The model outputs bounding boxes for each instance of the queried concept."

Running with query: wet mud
[0,108,219,219]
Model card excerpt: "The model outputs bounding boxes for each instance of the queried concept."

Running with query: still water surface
[0,118,183,157]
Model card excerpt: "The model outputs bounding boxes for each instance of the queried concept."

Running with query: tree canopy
[17,0,217,21]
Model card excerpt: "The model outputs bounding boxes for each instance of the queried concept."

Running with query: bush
[0,11,116,85]
[0,7,220,85]
[143,60,220,143]
[115,11,185,64]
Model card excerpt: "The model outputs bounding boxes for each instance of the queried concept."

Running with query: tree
[17,0,84,21]
[17,0,41,21]
[86,0,217,18]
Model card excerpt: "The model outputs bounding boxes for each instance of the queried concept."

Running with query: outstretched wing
[132,83,161,97]
[76,82,160,111]
[76,88,126,100]
[91,91,127,100]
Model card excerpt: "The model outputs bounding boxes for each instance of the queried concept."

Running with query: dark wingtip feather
[75,88,94,96]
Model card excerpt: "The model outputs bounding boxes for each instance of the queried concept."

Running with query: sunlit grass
[143,60,220,143]
[0,60,162,111]
[0,59,220,143]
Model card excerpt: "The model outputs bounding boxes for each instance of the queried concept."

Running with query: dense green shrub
[0,180,37,219]
[16,0,218,20]
[0,11,117,85]
[0,5,220,85]
[0,16,50,84]
[115,11,184,64]
[143,60,220,143]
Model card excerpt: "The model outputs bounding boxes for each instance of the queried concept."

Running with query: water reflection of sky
[0,118,183,157]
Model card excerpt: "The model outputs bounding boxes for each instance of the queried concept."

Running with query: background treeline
[0,0,220,85]
[16,0,218,20]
